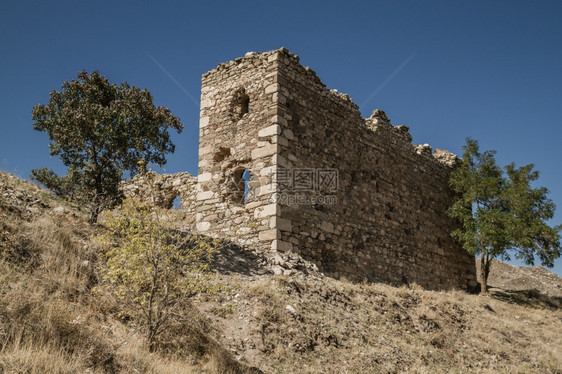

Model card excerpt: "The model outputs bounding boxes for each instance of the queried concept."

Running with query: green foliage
[30,167,82,200]
[31,71,183,223]
[448,138,561,292]
[98,196,218,351]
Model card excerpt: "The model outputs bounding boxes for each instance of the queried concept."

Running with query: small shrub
[97,197,218,352]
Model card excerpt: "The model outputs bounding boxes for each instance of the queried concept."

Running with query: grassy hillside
[0,170,561,373]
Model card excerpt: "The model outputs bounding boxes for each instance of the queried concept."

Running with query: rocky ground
[1,170,561,373]
[476,258,562,298]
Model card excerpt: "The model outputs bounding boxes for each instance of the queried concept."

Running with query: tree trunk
[480,254,492,293]
[89,177,104,224]
[89,195,101,224]
[147,326,156,352]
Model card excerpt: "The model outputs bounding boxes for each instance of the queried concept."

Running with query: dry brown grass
[0,211,115,373]
[1,171,561,373]
[1,342,97,374]
[0,172,261,373]
[213,274,562,373]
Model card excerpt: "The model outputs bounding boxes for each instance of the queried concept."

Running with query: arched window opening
[171,195,182,210]
[240,94,250,115]
[242,169,251,202]
[226,167,252,205]
[231,88,250,119]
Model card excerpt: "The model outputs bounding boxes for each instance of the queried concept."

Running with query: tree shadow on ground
[488,287,562,310]
[208,240,269,277]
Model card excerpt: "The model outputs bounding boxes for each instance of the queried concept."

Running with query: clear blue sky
[1,1,561,275]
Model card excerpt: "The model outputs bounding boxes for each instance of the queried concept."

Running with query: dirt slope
[476,258,562,298]
[1,170,561,373]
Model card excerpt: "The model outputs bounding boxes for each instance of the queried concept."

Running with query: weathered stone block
[254,203,277,218]
[197,173,212,182]
[200,116,210,128]
[283,129,294,140]
[258,124,282,138]
[199,144,213,156]
[269,216,292,232]
[201,98,215,108]
[251,143,278,159]
[259,228,279,241]
[265,83,280,94]
[196,222,211,231]
[271,239,293,252]
[196,191,214,201]
[321,221,334,233]
[271,115,288,126]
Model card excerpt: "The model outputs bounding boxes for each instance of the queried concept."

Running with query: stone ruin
[124,48,476,290]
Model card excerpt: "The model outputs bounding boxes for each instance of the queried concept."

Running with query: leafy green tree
[30,167,82,200]
[448,138,560,293]
[31,70,183,223]
[98,192,218,352]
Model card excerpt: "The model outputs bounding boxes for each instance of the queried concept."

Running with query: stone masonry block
[270,216,292,232]
[321,221,334,233]
[267,52,280,62]
[196,222,211,232]
[271,115,288,126]
[200,116,210,128]
[196,191,215,201]
[283,129,294,140]
[251,143,278,159]
[197,173,212,182]
[258,124,282,138]
[271,239,293,252]
[254,203,277,218]
[265,83,280,94]
[259,228,279,241]
[200,99,215,108]
[199,144,213,156]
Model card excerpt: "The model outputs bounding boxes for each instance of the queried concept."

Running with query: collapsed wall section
[121,171,198,225]
[270,49,475,289]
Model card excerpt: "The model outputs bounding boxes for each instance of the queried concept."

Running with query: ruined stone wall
[121,171,199,227]
[123,48,476,290]
[122,172,196,208]
[194,51,282,252]
[270,49,475,289]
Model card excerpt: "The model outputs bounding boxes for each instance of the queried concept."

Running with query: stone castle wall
[124,48,476,290]
[270,50,474,288]
[193,51,282,251]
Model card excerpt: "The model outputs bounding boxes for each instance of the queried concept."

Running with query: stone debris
[0,171,54,219]
[433,148,460,167]
[285,304,298,316]
[414,144,432,156]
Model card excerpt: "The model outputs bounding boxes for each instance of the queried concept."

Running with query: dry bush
[111,320,256,374]
[1,173,260,373]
